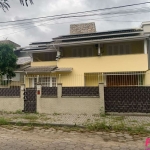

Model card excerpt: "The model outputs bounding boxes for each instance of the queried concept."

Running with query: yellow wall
[31,61,57,67]
[57,54,148,73]
[57,54,147,86]
[85,73,103,86]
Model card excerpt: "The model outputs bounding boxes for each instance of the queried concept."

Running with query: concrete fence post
[99,83,105,114]
[36,84,41,113]
[21,84,25,111]
[57,83,62,98]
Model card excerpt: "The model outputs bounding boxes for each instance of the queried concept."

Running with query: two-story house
[22,22,150,87]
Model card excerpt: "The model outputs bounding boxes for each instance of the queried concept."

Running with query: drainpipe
[148,36,150,70]
[98,44,101,56]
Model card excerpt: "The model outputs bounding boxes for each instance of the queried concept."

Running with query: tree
[0,0,33,11]
[0,44,17,79]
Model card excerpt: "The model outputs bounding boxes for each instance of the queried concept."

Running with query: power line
[0,1,150,24]
[0,14,147,38]
[0,6,150,31]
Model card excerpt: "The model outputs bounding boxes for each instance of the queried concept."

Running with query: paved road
[0,126,147,150]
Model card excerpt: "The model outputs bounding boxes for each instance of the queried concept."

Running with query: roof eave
[21,49,56,53]
[51,35,148,47]
[53,31,143,41]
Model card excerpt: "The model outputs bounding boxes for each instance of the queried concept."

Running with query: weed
[92,114,100,117]
[100,113,107,117]
[14,110,24,114]
[0,118,9,125]
[113,121,126,131]
[129,120,138,123]
[87,119,111,131]
[21,115,38,120]
[53,113,60,116]
[113,116,125,121]
[22,126,34,131]
[1,125,13,130]
[16,121,23,126]
[144,123,150,126]
[40,117,50,121]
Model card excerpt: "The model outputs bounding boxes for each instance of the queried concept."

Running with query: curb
[6,121,85,128]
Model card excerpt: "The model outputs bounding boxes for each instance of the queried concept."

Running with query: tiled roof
[15,65,30,72]
[17,57,31,65]
[24,66,73,73]
[25,66,57,73]
[0,40,20,48]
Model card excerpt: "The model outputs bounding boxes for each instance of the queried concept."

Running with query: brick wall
[70,22,96,35]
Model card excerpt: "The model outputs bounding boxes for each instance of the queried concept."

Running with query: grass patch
[112,116,125,121]
[0,117,9,125]
[14,110,24,114]
[21,115,38,121]
[53,113,61,116]
[1,125,13,130]
[22,126,34,131]
[129,120,138,123]
[86,120,150,135]
[87,119,110,131]
[144,123,150,126]
[100,113,107,117]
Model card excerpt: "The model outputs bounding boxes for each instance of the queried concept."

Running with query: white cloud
[0,0,150,46]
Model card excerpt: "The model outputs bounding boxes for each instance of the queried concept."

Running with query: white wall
[37,98,100,114]
[0,97,23,112]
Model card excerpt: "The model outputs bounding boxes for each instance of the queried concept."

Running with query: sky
[0,0,150,47]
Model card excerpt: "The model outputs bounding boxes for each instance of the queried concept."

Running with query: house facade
[22,22,150,87]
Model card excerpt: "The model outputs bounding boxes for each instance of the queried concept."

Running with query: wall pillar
[144,39,148,54]
[148,38,150,70]
[36,84,41,113]
[21,84,25,112]
[145,70,150,86]
[99,83,105,114]
[57,83,62,98]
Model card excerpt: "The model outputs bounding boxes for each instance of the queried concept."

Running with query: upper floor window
[107,44,130,55]
[33,52,57,62]
[72,46,94,57]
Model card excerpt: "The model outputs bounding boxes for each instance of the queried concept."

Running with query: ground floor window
[84,73,144,87]
[29,77,57,88]
[106,75,144,86]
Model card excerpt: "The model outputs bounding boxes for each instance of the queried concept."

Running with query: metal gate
[24,88,37,113]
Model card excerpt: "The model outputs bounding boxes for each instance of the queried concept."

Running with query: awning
[52,68,73,73]
[24,66,57,73]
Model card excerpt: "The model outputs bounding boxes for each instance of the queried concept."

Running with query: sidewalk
[0,111,150,128]
[0,125,147,150]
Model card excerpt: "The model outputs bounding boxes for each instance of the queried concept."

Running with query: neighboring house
[0,40,31,85]
[13,48,31,85]
[22,21,150,87]
[0,40,21,49]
